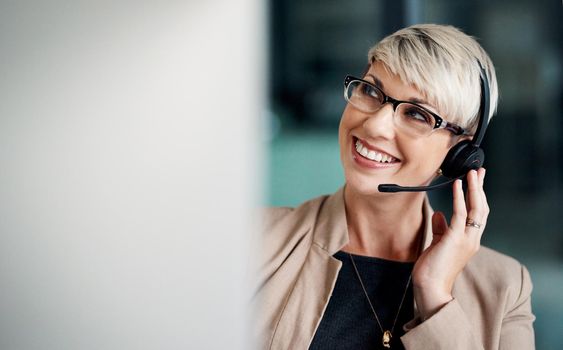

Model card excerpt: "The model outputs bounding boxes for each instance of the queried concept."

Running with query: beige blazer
[252,187,535,349]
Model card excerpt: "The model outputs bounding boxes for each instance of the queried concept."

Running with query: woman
[253,24,535,350]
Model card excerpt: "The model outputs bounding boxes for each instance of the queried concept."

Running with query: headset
[378,63,491,193]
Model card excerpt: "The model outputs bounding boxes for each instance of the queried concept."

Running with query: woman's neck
[341,185,426,262]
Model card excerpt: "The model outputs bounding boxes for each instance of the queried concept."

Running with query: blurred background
[265,0,563,348]
[1,0,263,349]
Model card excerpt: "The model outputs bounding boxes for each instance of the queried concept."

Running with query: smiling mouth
[353,137,400,163]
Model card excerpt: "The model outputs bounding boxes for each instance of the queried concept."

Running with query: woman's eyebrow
[410,97,429,105]
[410,97,439,113]
[366,74,384,89]
[367,73,437,111]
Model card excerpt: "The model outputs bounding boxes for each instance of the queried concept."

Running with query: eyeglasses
[343,75,467,137]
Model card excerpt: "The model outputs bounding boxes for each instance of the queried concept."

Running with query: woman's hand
[411,168,489,321]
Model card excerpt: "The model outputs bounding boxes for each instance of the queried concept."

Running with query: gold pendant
[382,330,392,348]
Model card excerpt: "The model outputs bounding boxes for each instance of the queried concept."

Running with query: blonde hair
[367,24,498,135]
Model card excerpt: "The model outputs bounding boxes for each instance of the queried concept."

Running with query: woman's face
[338,61,457,196]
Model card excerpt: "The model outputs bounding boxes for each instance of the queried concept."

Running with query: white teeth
[354,138,396,163]
[374,153,383,162]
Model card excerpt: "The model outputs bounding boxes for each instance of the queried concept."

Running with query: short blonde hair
[368,24,498,135]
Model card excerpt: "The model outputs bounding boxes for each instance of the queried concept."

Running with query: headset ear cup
[441,140,485,178]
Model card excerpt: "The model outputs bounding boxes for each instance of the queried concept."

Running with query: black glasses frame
[344,75,467,136]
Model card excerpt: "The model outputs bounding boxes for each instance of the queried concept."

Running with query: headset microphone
[378,63,491,193]
[378,175,464,193]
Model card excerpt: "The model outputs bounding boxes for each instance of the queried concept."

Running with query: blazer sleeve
[400,298,486,350]
[400,264,535,350]
[499,264,535,350]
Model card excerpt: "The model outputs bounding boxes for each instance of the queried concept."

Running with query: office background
[265,0,563,348]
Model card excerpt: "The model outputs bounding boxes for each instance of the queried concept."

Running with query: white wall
[0,1,264,349]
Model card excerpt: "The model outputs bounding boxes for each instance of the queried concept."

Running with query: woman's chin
[344,176,389,197]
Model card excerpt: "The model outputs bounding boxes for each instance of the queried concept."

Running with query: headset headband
[473,64,490,147]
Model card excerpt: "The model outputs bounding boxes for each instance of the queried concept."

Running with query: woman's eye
[360,84,380,98]
[403,107,432,124]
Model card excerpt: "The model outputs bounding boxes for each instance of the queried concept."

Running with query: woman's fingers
[450,178,467,231]
[451,169,489,235]
[479,168,490,215]
[476,168,489,238]
[479,168,485,187]
[466,169,484,229]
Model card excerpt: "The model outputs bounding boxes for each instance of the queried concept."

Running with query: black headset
[378,64,491,193]
[440,64,490,178]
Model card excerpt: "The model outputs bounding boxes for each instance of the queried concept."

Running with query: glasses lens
[345,80,383,113]
[396,103,436,136]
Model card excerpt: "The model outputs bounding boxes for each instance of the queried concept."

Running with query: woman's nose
[362,104,396,140]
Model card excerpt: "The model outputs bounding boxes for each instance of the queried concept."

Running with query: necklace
[348,253,413,349]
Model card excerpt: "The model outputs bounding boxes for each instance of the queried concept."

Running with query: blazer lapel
[270,187,349,349]
[270,245,342,349]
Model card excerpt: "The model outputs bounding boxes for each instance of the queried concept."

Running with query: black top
[309,251,415,350]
